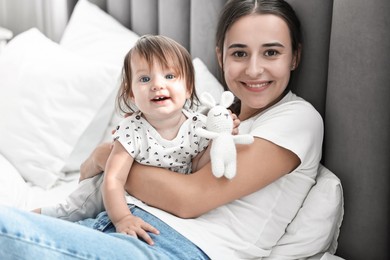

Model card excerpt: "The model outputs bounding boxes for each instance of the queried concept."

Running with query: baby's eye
[165,74,175,80]
[140,76,150,83]
[264,50,279,57]
[233,51,247,58]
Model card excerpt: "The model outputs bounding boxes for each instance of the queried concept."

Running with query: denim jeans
[0,205,209,260]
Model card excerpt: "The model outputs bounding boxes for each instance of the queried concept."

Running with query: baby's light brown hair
[117,34,198,114]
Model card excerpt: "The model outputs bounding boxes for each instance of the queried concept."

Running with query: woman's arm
[125,137,300,218]
[80,142,112,182]
[191,144,211,172]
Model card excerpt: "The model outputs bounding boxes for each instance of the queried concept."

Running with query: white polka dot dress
[113,110,209,174]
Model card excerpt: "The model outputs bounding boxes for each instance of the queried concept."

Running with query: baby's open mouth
[151,96,170,102]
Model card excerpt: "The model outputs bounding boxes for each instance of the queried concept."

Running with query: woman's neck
[239,91,288,121]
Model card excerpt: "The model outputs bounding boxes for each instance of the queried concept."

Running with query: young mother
[0,0,323,259]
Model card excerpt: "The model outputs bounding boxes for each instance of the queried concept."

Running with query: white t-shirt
[125,92,324,259]
[114,109,209,174]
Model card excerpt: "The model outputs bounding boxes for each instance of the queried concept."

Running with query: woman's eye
[233,51,247,58]
[265,50,279,57]
[165,74,175,80]
[140,76,150,83]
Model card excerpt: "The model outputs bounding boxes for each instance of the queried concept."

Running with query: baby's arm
[103,141,159,244]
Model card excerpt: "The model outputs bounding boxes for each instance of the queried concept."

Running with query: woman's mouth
[243,81,272,91]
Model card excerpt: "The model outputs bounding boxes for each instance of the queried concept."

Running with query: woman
[0,0,323,259]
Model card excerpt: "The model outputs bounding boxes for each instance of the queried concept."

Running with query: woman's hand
[230,110,240,135]
[79,114,133,182]
[79,142,112,182]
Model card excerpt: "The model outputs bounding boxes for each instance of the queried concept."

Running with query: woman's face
[217,14,298,120]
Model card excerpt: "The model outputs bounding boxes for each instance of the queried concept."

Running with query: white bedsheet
[0,152,78,211]
[25,175,79,211]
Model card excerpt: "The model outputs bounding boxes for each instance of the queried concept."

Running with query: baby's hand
[229,110,240,135]
[114,214,160,245]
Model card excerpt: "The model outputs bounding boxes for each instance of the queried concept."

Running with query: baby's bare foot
[31,208,41,214]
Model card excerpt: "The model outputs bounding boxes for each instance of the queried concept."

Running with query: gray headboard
[69,0,334,119]
[67,1,390,259]
[67,0,226,85]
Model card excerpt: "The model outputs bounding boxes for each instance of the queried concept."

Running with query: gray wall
[325,0,390,258]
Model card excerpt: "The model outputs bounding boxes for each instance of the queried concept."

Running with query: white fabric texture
[123,92,324,259]
[266,165,344,259]
[60,0,140,172]
[0,28,116,189]
[60,0,139,70]
[0,154,28,208]
[192,57,225,110]
[41,174,104,222]
[114,110,209,174]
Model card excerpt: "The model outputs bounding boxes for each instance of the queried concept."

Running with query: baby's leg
[40,174,104,222]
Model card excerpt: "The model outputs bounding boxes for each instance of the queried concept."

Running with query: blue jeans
[0,205,209,260]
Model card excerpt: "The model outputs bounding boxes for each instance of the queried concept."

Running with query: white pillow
[60,0,140,171]
[193,57,225,110]
[61,0,139,70]
[0,154,28,208]
[0,28,117,189]
[266,164,344,259]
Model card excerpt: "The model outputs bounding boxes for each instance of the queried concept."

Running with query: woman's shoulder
[247,91,323,147]
[249,92,323,171]
[263,91,322,123]
[279,91,316,110]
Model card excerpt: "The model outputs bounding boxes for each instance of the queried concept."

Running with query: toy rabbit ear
[200,92,217,108]
[219,91,235,108]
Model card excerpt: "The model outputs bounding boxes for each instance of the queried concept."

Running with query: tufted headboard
[63,0,389,259]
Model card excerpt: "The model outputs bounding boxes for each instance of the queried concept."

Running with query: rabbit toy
[196,91,254,179]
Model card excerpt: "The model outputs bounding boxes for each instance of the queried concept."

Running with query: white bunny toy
[196,91,254,179]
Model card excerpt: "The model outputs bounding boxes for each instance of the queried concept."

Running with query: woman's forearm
[125,163,205,218]
[126,162,237,218]
[80,142,112,182]
[125,138,300,218]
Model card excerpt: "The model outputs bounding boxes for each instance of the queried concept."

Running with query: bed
[0,0,346,259]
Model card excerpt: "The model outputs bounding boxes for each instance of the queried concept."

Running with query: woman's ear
[216,47,223,69]
[292,44,302,70]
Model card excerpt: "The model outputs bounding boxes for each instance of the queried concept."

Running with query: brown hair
[117,34,198,113]
[216,0,302,114]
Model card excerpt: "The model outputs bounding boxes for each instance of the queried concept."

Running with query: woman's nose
[245,57,264,77]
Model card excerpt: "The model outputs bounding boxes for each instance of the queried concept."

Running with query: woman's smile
[219,14,295,113]
[241,80,273,92]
